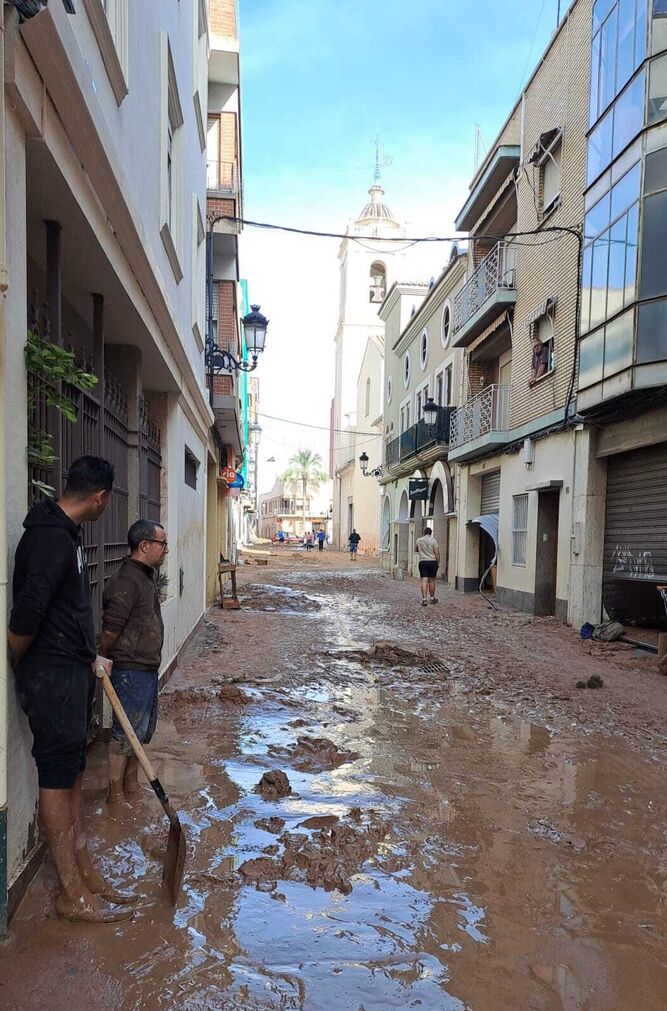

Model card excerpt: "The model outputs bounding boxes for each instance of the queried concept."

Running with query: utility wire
[258,410,380,437]
[215,214,582,245]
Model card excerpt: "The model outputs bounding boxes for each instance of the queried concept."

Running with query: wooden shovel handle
[96,667,158,784]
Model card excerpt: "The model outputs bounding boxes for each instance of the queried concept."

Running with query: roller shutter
[480,470,501,514]
[603,441,667,629]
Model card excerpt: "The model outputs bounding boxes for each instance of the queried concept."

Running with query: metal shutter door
[480,470,501,514]
[603,441,667,629]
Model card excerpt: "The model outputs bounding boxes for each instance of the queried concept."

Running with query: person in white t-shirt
[415,527,441,607]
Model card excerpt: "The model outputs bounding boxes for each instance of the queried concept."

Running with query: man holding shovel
[8,456,136,923]
[100,519,167,807]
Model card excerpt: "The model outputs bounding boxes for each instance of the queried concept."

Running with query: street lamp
[359,451,382,478]
[422,397,439,423]
[206,304,269,377]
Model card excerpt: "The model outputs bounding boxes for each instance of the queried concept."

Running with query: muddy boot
[55,890,135,924]
[107,778,132,812]
[76,845,139,905]
[123,756,142,798]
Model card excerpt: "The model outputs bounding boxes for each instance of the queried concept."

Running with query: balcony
[448,385,511,463]
[452,242,516,348]
[384,408,454,471]
[207,159,239,197]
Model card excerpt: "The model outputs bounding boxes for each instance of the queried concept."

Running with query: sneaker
[421,599,428,607]
[430,597,438,605]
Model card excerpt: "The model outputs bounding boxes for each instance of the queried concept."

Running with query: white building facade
[0,0,219,926]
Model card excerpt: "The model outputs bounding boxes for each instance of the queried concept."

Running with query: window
[192,197,206,350]
[365,377,371,417]
[590,0,646,127]
[582,157,640,332]
[403,352,411,388]
[441,301,452,348]
[386,377,393,404]
[193,0,208,151]
[529,312,555,384]
[419,329,429,369]
[541,139,562,216]
[445,364,453,406]
[587,68,646,185]
[512,495,528,566]
[161,36,185,282]
[435,372,444,406]
[82,0,129,105]
[370,261,386,303]
[184,447,199,489]
[400,401,411,433]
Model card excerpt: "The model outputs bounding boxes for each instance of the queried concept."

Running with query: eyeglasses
[145,539,168,550]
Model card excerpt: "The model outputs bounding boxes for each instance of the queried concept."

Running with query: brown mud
[1,550,667,1010]
[268,735,359,771]
[255,769,292,800]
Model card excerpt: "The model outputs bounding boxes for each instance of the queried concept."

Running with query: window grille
[512,494,529,566]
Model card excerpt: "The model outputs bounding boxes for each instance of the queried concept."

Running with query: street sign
[220,465,236,482]
[409,478,429,501]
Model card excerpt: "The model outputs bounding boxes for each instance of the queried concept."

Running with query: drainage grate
[418,662,449,674]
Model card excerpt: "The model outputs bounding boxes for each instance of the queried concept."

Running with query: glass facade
[581,0,667,389]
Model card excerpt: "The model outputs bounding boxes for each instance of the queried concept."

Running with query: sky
[238,0,561,493]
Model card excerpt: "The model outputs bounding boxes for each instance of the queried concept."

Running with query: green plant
[25,330,98,494]
[155,571,170,602]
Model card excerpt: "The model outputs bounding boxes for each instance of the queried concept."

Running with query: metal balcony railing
[206,159,238,194]
[385,435,400,468]
[384,407,454,469]
[449,385,510,450]
[453,242,516,334]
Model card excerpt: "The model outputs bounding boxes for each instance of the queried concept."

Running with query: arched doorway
[381,496,391,552]
[409,496,424,577]
[428,479,449,582]
[394,490,409,570]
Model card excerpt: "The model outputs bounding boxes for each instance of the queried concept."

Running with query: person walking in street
[348,529,361,560]
[7,456,136,924]
[317,529,326,551]
[100,519,167,807]
[415,526,441,606]
[305,531,314,551]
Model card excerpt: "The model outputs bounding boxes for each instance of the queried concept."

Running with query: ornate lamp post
[359,451,382,478]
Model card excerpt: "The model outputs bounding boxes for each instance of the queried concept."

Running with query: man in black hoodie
[8,456,135,923]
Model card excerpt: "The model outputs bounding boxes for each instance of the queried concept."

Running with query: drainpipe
[0,1,10,937]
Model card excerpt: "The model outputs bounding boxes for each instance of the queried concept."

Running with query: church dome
[357,182,397,224]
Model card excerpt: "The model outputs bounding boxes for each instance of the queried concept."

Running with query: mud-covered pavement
[2,550,667,1010]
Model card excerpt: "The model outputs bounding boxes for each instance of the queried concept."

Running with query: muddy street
[1,551,667,1010]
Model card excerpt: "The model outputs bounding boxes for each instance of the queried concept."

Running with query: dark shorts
[16,663,95,790]
[349,542,359,553]
[419,560,439,578]
[110,667,159,756]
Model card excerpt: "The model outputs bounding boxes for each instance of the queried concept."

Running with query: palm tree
[282,449,328,536]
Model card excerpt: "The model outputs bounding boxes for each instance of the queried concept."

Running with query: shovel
[95,667,186,906]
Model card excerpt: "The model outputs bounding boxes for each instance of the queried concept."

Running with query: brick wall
[216,280,239,354]
[207,197,236,220]
[209,0,237,37]
[460,0,591,431]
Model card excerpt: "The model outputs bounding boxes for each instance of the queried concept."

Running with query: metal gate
[603,442,667,629]
[480,470,501,514]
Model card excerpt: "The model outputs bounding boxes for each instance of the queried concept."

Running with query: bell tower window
[370,261,386,303]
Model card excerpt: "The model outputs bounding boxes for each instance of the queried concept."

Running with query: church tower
[331,157,410,548]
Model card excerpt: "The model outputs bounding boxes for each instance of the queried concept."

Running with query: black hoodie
[10,498,97,667]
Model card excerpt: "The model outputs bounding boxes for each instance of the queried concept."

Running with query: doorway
[535,490,560,616]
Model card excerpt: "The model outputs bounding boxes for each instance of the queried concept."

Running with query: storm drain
[418,662,449,674]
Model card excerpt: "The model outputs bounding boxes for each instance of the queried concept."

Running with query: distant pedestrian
[277,530,285,546]
[348,529,361,560]
[305,532,314,551]
[317,529,326,552]
[415,526,440,606]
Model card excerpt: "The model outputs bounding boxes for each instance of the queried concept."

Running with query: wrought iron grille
[453,242,516,334]
[449,384,511,450]
[139,398,162,522]
[101,372,130,602]
[384,435,400,468]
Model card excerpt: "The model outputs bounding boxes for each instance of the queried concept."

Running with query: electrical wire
[213,213,582,246]
[258,410,379,437]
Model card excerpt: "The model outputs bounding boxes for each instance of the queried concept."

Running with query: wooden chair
[218,562,240,609]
